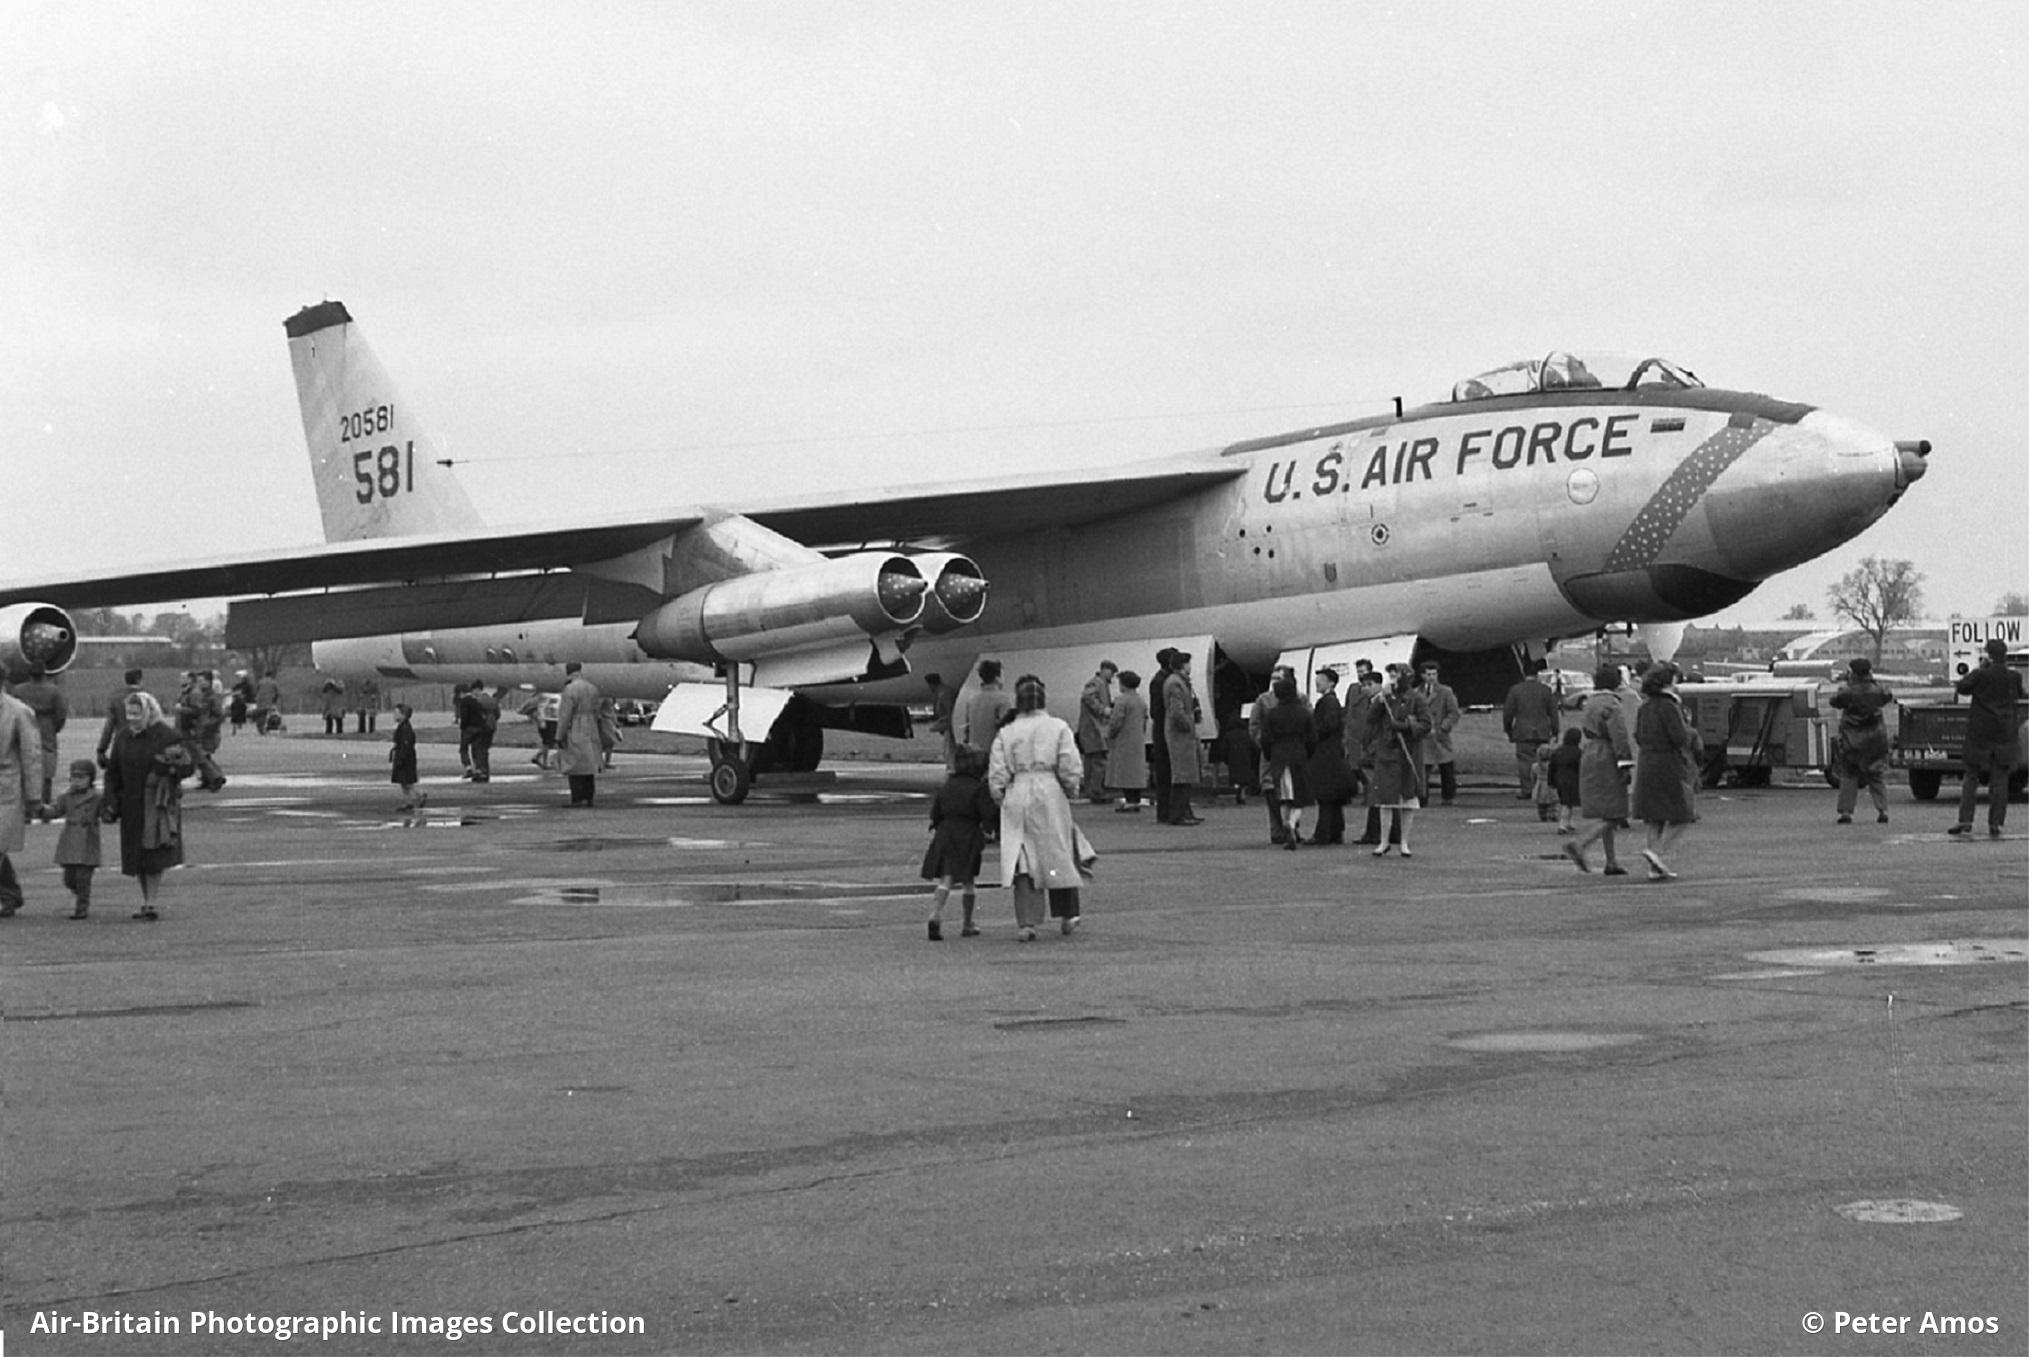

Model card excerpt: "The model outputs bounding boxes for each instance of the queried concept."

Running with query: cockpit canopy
[1450,351,1703,403]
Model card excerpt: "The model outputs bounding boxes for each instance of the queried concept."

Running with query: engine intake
[0,603,79,681]
[632,553,929,664]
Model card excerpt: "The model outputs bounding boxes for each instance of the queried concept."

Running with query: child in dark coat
[390,704,424,812]
[921,746,997,941]
[43,758,103,919]
[1546,726,1585,833]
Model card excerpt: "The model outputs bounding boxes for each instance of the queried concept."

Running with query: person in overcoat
[1102,670,1149,810]
[11,668,67,803]
[988,675,1094,942]
[1830,656,1894,825]
[1076,661,1116,802]
[389,703,422,811]
[1948,637,2025,838]
[1418,661,1463,804]
[1631,664,1703,880]
[554,663,604,807]
[0,683,42,917]
[101,691,193,920]
[921,745,998,940]
[1367,668,1432,856]
[1305,668,1356,844]
[1260,674,1317,849]
[1564,665,1633,875]
[1161,653,1205,825]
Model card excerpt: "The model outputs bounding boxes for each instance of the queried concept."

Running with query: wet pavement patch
[1447,1031,1646,1053]
[1777,887,1892,903]
[546,837,676,852]
[13,1000,255,1022]
[1746,938,2028,968]
[1835,1198,1964,1224]
[994,1016,1128,1031]
[515,880,920,907]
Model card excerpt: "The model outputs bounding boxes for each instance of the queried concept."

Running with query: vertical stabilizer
[284,301,485,541]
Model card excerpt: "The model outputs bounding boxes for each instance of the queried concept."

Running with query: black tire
[1907,770,1942,801]
[2011,766,2028,802]
[1736,766,1771,789]
[708,754,752,805]
[1700,749,1729,789]
[1820,766,1839,790]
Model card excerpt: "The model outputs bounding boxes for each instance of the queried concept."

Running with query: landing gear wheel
[706,739,754,805]
[709,754,752,805]
[1907,770,1942,802]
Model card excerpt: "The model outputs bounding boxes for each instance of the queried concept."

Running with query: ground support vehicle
[1677,681,1837,788]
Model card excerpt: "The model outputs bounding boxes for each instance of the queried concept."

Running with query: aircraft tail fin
[284,301,485,541]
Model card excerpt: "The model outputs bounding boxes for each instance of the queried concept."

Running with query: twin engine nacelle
[0,603,79,682]
[632,552,988,664]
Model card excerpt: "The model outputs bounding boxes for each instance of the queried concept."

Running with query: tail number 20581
[354,441,414,504]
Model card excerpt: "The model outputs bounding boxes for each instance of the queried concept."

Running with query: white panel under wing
[1276,633,1421,690]
[650,682,796,743]
[962,634,1217,739]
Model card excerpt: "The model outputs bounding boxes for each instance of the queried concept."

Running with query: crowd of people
[0,660,624,923]
[2,640,2019,932]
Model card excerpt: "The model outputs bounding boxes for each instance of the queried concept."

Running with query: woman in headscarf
[101,690,194,920]
[1564,664,1633,876]
[1829,656,1894,825]
[987,674,1095,941]
[1366,666,1432,857]
[1259,671,1316,850]
[1631,662,1704,880]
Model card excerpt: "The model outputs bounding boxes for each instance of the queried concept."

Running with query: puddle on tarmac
[1447,1031,1646,1053]
[511,880,919,908]
[1746,939,2029,968]
[1835,1199,1964,1224]
[1777,887,1892,903]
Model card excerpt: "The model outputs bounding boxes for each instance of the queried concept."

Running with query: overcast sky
[7,1,2024,629]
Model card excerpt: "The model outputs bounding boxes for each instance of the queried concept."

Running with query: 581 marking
[354,441,414,504]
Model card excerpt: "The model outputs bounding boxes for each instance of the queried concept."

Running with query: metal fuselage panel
[314,386,1909,703]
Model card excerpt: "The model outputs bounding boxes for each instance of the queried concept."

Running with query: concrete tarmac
[2,730,2024,1356]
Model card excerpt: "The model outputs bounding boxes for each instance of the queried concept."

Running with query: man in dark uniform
[1948,638,2025,838]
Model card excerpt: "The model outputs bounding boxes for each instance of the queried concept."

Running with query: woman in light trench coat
[988,675,1096,942]
[553,663,604,808]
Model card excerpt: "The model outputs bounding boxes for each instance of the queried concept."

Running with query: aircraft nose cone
[1702,409,1910,582]
[1895,439,1930,488]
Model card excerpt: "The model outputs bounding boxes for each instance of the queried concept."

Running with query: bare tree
[1826,557,1925,661]
[1995,591,2029,617]
[1780,602,1816,621]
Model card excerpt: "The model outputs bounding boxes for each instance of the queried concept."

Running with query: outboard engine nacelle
[0,603,79,680]
[632,553,930,663]
[909,553,989,632]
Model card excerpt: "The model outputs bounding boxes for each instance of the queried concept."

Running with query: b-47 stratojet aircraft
[1,303,1928,802]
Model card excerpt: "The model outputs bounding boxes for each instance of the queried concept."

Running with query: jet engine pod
[909,552,989,632]
[633,553,930,664]
[0,603,79,681]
